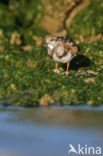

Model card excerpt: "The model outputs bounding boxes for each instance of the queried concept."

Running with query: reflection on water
[0,106,103,156]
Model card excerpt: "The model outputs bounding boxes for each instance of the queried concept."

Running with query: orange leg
[55,62,58,70]
[54,62,60,73]
[66,62,70,73]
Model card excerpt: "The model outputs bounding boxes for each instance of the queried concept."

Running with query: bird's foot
[53,69,60,74]
[65,71,69,76]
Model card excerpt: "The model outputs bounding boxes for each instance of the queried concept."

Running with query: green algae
[0,0,103,106]
[68,0,103,40]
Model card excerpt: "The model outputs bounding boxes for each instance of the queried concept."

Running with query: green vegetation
[0,0,103,107]
[68,0,103,41]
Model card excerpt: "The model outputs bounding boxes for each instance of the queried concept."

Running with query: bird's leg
[65,62,70,75]
[54,62,60,74]
[67,62,70,72]
[56,62,58,69]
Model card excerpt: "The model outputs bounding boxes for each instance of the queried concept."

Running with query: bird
[45,36,78,75]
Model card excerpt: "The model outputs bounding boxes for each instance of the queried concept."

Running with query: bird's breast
[53,52,74,63]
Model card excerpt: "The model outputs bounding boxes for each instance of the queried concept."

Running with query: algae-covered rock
[40,94,54,106]
[0,0,103,106]
[68,0,103,41]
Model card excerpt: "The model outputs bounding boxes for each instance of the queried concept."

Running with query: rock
[40,94,54,106]
[10,32,22,45]
[84,78,95,83]
[21,45,33,51]
[41,0,89,35]
[87,70,98,75]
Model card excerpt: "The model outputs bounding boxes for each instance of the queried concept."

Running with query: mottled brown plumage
[45,36,78,75]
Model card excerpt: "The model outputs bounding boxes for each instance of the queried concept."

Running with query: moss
[0,0,103,106]
[68,0,103,41]
[0,39,103,106]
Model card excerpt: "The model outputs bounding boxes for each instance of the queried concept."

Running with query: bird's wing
[55,40,78,58]
[55,43,68,58]
[56,46,64,57]
[65,40,78,56]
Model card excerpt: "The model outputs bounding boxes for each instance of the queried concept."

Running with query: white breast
[48,44,54,50]
[53,52,74,63]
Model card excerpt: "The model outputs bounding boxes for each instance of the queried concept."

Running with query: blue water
[0,107,103,156]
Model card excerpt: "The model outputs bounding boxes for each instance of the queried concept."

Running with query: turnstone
[45,36,78,75]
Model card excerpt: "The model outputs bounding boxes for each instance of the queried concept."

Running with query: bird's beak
[44,43,48,47]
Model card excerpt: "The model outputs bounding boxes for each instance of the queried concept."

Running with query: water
[0,106,103,156]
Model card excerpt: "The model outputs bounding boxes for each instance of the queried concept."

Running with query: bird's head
[44,36,57,50]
